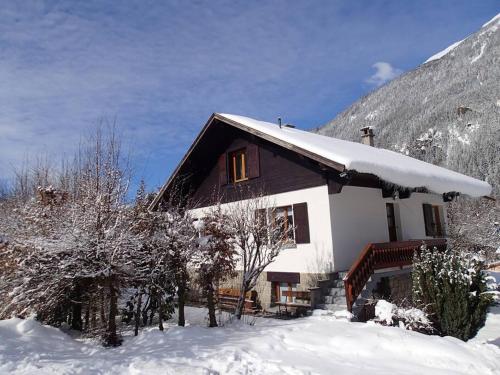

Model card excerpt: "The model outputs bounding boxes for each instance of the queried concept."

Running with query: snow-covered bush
[193,205,237,327]
[412,245,493,340]
[372,300,435,334]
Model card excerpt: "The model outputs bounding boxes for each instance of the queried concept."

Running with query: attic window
[229,148,247,183]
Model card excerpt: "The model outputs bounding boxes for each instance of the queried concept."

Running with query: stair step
[317,279,333,289]
[328,288,346,297]
[332,280,344,288]
[323,295,347,304]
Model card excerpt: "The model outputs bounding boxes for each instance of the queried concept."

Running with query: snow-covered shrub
[193,205,237,327]
[412,245,493,340]
[372,300,435,334]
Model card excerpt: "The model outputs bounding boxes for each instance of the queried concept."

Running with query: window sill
[281,242,297,249]
[232,177,249,184]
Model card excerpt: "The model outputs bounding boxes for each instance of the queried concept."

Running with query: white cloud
[366,62,402,86]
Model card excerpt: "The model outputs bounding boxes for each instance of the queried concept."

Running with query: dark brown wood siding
[189,122,330,207]
[158,118,391,209]
[218,153,227,186]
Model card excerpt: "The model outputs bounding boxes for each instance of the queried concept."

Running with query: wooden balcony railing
[343,239,447,312]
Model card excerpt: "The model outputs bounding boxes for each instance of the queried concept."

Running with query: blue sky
[0,1,498,192]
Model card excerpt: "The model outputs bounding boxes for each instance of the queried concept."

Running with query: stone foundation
[372,272,413,305]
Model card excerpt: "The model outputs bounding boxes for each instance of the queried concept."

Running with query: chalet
[151,113,492,315]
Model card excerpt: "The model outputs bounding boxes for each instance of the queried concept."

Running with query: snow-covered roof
[218,114,491,197]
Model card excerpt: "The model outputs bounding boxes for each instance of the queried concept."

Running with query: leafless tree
[225,191,293,319]
[0,124,137,347]
[153,180,198,327]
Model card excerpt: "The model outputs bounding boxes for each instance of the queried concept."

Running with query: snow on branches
[223,191,294,319]
[412,244,493,340]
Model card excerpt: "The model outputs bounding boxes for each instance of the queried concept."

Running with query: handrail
[343,239,447,312]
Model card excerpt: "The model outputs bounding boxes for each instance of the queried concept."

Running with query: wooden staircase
[343,239,447,312]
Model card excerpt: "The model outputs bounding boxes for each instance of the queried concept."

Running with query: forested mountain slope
[317,14,500,196]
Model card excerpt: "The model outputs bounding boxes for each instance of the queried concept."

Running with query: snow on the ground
[473,271,500,347]
[1,306,500,375]
[217,114,491,197]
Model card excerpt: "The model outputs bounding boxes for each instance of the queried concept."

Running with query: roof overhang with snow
[150,113,492,209]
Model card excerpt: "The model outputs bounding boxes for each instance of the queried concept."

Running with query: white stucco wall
[190,184,447,276]
[189,184,334,274]
[329,186,446,271]
[396,192,446,239]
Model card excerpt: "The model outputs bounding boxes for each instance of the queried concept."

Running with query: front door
[386,203,398,242]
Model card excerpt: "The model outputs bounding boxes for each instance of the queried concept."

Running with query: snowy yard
[1,303,499,375]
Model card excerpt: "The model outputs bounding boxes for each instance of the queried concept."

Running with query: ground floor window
[271,281,297,304]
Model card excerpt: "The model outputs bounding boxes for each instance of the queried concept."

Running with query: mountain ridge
[316,13,500,195]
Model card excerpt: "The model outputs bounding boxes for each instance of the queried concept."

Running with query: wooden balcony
[343,238,447,312]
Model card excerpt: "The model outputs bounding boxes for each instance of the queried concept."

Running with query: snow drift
[1,306,499,375]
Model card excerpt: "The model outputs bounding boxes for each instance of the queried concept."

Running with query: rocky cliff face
[317,14,500,195]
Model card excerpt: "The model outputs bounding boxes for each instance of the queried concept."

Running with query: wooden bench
[275,291,311,317]
[217,288,259,314]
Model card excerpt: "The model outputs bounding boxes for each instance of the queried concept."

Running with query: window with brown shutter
[293,202,310,244]
[273,205,295,243]
[255,203,310,246]
[228,148,248,183]
[423,204,444,237]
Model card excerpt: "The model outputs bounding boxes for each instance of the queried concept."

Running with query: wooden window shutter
[293,202,310,244]
[246,144,260,179]
[433,206,443,237]
[422,204,434,236]
[218,153,227,186]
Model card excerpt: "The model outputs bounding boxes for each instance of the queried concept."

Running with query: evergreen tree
[412,245,493,340]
